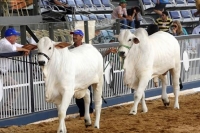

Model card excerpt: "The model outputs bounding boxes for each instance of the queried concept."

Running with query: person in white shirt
[0,28,29,112]
[192,25,200,34]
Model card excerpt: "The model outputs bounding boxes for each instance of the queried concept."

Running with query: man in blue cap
[70,29,117,119]
[0,28,30,112]
[70,29,94,119]
[0,28,30,54]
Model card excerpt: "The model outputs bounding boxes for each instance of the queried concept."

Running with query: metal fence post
[84,21,89,43]
[49,23,54,41]
[116,19,120,35]
[20,25,27,45]
[29,52,35,113]
[33,0,39,15]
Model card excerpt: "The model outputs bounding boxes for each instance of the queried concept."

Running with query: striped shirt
[155,18,173,32]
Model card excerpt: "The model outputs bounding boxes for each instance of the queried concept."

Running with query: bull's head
[115,30,140,58]
[37,37,70,66]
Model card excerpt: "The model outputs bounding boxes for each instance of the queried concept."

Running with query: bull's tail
[179,78,183,90]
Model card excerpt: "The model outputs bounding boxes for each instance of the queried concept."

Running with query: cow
[37,37,103,133]
[116,28,181,115]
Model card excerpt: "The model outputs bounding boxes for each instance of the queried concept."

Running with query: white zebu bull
[117,28,181,115]
[37,37,103,133]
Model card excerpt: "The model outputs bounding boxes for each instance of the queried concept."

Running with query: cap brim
[70,32,74,34]
[16,32,21,36]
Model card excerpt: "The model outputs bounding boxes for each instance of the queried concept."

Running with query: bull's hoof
[129,111,137,115]
[85,124,92,128]
[85,119,92,128]
[94,125,99,129]
[162,99,170,106]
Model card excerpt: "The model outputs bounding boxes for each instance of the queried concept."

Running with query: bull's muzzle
[38,61,45,66]
[118,51,125,57]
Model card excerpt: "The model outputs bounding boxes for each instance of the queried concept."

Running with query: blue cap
[5,28,20,37]
[70,29,84,36]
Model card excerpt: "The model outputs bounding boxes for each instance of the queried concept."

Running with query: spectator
[49,0,75,21]
[155,11,172,32]
[146,24,159,35]
[194,0,200,16]
[111,0,134,29]
[127,6,141,29]
[154,0,169,16]
[0,28,30,112]
[70,29,117,119]
[170,20,188,36]
[192,25,200,34]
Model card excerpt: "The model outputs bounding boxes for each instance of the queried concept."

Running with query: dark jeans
[75,86,93,117]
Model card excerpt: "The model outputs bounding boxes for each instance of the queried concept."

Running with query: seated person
[146,24,159,35]
[49,0,74,14]
[194,0,200,16]
[154,0,169,16]
[170,20,188,36]
[155,11,172,32]
[111,0,134,29]
[127,6,141,29]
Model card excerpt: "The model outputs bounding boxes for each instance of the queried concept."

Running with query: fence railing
[0,34,200,120]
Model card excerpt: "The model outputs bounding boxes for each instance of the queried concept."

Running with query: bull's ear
[113,35,119,38]
[55,42,71,49]
[133,37,140,44]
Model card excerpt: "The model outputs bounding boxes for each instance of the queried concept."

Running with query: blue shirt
[160,0,169,4]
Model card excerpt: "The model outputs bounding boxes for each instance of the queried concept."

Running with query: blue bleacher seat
[91,0,105,10]
[143,0,152,5]
[187,0,195,6]
[180,10,192,22]
[81,15,90,21]
[175,0,186,7]
[101,0,115,10]
[82,0,96,11]
[141,0,154,10]
[74,0,85,8]
[75,14,83,20]
[66,0,76,7]
[96,14,106,20]
[169,11,182,20]
[88,14,97,20]
[104,14,111,19]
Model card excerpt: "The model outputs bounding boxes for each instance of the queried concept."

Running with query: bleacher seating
[180,10,193,22]
[101,0,115,10]
[169,11,182,20]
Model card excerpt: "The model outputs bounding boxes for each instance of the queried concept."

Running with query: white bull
[37,37,103,133]
[117,28,181,115]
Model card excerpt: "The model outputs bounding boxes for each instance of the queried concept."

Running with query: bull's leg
[159,75,170,106]
[170,69,180,109]
[83,89,92,127]
[130,76,150,115]
[57,90,74,133]
[92,82,103,129]
[141,92,148,113]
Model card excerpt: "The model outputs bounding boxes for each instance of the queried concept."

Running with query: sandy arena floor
[0,91,200,133]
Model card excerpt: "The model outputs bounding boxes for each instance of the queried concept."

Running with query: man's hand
[109,47,117,54]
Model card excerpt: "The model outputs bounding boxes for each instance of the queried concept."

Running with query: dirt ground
[1,92,200,133]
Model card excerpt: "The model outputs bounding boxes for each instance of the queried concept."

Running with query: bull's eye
[128,39,131,41]
[49,47,51,50]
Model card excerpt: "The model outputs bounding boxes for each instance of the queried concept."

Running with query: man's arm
[16,47,30,55]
